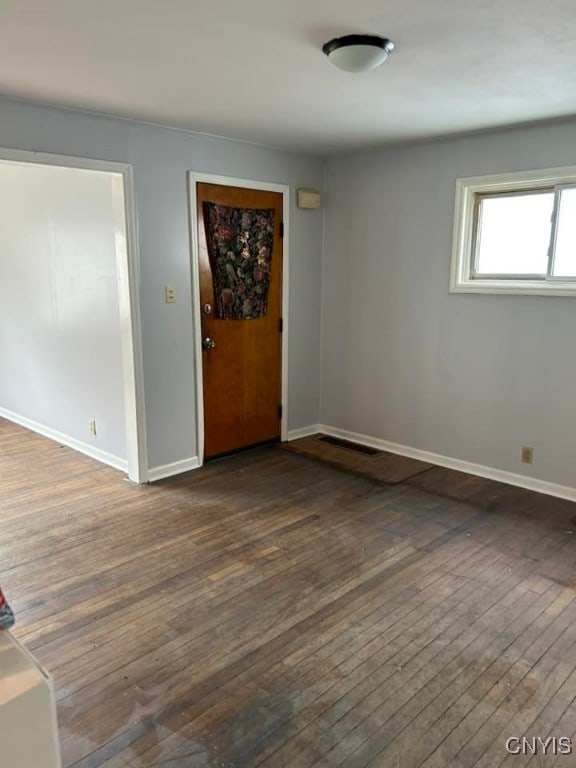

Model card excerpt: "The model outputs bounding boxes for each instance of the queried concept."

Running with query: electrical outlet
[521,446,533,464]
[89,419,97,436]
[165,286,176,304]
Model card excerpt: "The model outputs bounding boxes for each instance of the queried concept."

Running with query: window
[450,166,576,295]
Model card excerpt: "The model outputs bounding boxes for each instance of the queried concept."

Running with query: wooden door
[197,183,283,459]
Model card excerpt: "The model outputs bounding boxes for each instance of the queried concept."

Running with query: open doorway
[0,149,146,482]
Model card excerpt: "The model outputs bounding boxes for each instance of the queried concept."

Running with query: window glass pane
[475,192,554,275]
[552,188,576,277]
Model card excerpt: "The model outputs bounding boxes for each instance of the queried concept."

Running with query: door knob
[202,337,216,350]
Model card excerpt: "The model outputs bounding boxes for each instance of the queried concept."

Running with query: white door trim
[188,172,290,466]
[0,147,148,483]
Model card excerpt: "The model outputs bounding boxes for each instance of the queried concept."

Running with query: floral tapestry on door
[203,202,275,320]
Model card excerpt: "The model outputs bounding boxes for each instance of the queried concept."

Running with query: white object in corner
[297,189,321,209]
[0,631,61,768]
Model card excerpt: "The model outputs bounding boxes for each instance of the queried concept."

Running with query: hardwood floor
[1,417,576,767]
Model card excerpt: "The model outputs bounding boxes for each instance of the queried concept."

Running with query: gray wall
[322,119,576,488]
[0,98,324,471]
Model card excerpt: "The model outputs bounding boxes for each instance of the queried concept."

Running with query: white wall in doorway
[0,161,128,468]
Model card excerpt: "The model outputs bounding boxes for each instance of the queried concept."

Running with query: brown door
[197,182,283,459]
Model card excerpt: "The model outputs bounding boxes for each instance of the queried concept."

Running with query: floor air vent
[318,436,383,456]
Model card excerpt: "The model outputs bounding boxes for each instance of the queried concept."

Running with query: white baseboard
[6,405,572,502]
[147,456,201,482]
[0,406,128,473]
[286,424,322,441]
[316,424,576,503]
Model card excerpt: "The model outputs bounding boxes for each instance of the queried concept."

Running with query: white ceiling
[1,0,576,155]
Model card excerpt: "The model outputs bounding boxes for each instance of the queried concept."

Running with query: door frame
[188,172,290,466]
[0,146,148,483]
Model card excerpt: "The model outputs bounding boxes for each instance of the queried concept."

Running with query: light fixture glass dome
[322,34,395,73]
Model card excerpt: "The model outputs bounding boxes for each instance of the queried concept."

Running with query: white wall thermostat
[297,188,321,209]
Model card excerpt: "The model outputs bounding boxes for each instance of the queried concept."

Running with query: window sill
[450,277,576,296]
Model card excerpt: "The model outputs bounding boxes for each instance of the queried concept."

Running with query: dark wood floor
[1,418,576,767]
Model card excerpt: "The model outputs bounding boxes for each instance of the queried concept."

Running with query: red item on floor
[0,588,14,629]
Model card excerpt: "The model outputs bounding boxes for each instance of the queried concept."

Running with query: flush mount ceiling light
[322,34,395,73]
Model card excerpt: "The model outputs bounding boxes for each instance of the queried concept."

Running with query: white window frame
[450,165,576,296]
